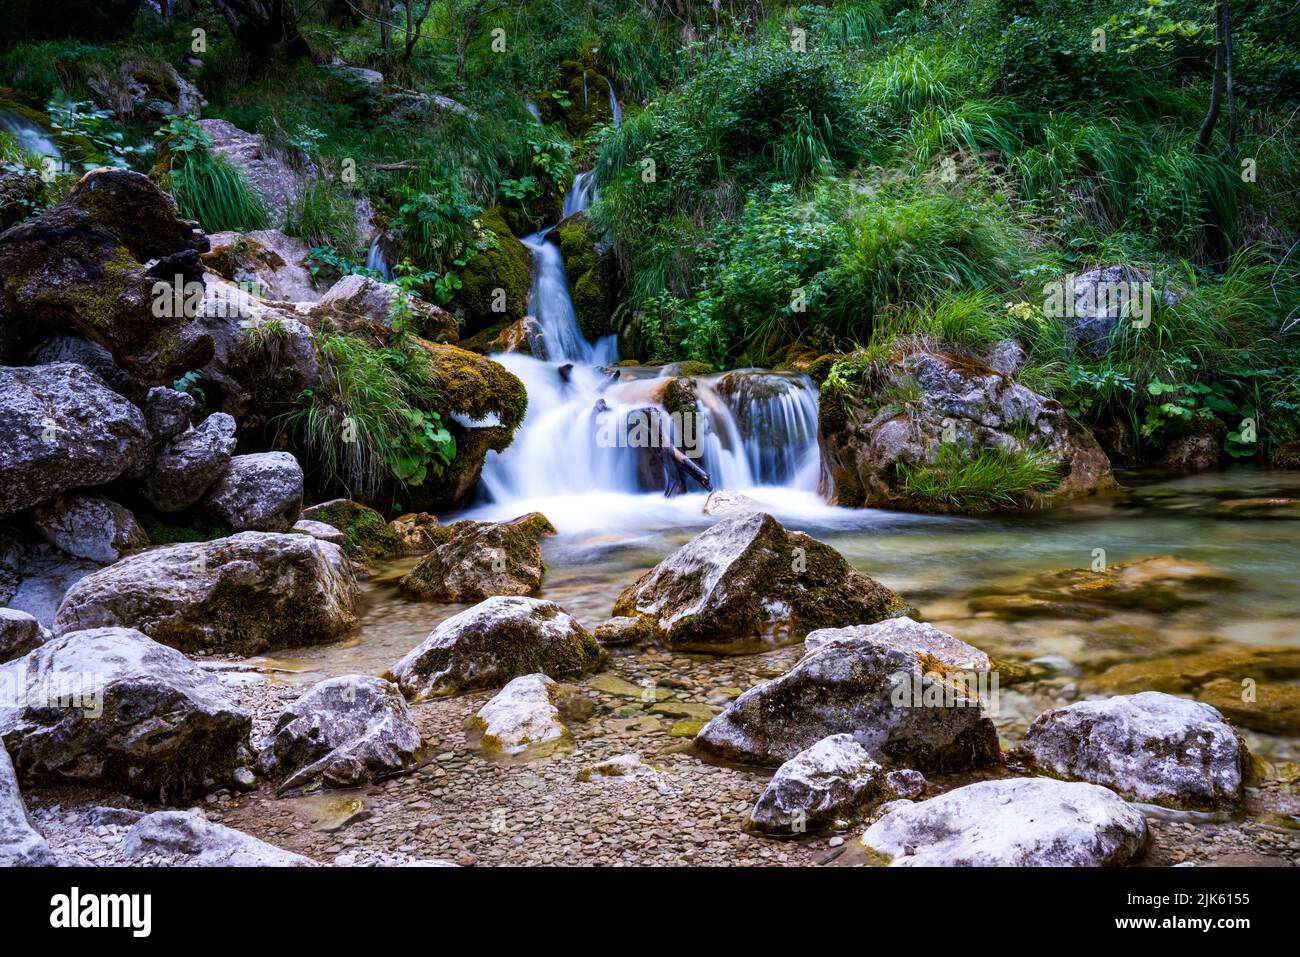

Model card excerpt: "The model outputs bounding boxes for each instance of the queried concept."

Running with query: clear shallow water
[262,466,1300,742]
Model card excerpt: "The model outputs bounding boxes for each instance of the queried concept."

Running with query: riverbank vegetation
[1,0,1297,478]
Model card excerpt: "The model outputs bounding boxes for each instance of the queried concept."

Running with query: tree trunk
[1196,1,1226,151]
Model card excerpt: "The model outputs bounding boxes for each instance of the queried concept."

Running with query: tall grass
[170,147,268,232]
[897,444,1063,513]
[285,178,361,257]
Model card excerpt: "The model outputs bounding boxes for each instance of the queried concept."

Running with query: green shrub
[285,178,362,257]
[896,444,1063,513]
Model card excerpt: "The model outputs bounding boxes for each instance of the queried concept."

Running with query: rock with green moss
[417,341,528,431]
[818,342,1115,512]
[51,532,360,655]
[450,208,531,338]
[0,168,212,383]
[1022,692,1248,810]
[399,512,556,602]
[388,596,606,700]
[552,213,617,342]
[1271,440,1300,469]
[300,499,406,560]
[537,62,617,137]
[612,512,907,653]
[464,673,576,755]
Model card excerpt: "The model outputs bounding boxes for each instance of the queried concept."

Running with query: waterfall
[365,235,392,279]
[0,108,63,166]
[525,98,543,124]
[475,157,825,525]
[606,77,622,128]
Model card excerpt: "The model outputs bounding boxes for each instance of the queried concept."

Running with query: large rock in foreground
[696,618,998,769]
[748,734,925,835]
[399,513,555,602]
[389,596,606,701]
[0,745,56,866]
[121,809,312,866]
[858,778,1150,866]
[1022,692,1247,810]
[612,512,906,652]
[0,363,151,521]
[52,533,359,654]
[257,675,421,793]
[819,343,1115,511]
[0,628,251,800]
[203,451,303,532]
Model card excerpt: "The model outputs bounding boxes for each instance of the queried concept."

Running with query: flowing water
[365,235,392,279]
[0,107,63,167]
[261,165,1300,764]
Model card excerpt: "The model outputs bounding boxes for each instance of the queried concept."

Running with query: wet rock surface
[399,513,556,602]
[52,532,359,654]
[612,512,906,652]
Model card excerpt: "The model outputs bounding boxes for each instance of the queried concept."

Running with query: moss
[452,206,530,337]
[417,340,528,431]
[135,512,233,545]
[552,215,615,341]
[299,499,405,559]
[1271,440,1300,469]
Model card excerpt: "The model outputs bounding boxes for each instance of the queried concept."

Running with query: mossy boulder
[552,213,616,342]
[1271,440,1300,469]
[612,512,908,653]
[818,342,1116,512]
[388,596,606,700]
[451,207,531,338]
[399,512,556,602]
[537,61,616,137]
[417,340,528,430]
[0,167,212,383]
[300,499,406,560]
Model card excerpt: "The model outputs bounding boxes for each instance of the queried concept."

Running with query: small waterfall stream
[0,107,64,167]
[477,169,826,527]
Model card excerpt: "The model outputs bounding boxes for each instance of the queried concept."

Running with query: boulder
[701,489,763,518]
[193,275,321,429]
[464,673,573,755]
[300,499,406,559]
[1066,265,1175,355]
[52,532,359,654]
[748,734,923,835]
[858,777,1150,866]
[30,333,146,401]
[399,513,556,602]
[257,675,421,792]
[593,615,656,647]
[32,493,148,562]
[204,229,318,303]
[0,627,251,800]
[1021,692,1247,810]
[203,452,304,532]
[0,168,212,382]
[0,608,52,664]
[142,386,196,446]
[121,809,312,866]
[139,412,237,512]
[0,744,56,866]
[695,620,999,769]
[611,512,905,652]
[311,274,458,343]
[388,512,441,554]
[388,596,606,701]
[199,119,304,229]
[803,618,991,670]
[0,363,151,521]
[819,343,1115,511]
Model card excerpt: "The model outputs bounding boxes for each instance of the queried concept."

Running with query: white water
[473,170,830,531]
[0,108,63,166]
[606,77,622,128]
[366,236,392,279]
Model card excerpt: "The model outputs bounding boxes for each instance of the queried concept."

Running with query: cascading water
[0,108,63,167]
[473,159,827,530]
[606,77,623,128]
[365,235,392,279]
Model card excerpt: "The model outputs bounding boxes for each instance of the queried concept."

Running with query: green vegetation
[897,445,1064,513]
[159,115,268,231]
